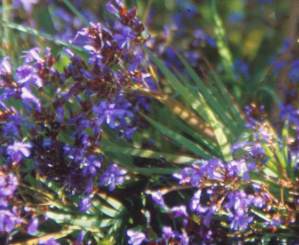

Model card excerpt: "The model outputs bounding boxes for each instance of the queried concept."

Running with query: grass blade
[0,21,84,52]
[143,114,211,159]
[149,51,232,160]
[102,140,196,164]
[210,0,235,83]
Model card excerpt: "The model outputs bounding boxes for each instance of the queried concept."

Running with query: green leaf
[258,86,281,105]
[96,192,124,211]
[172,60,241,140]
[143,114,211,159]
[34,5,56,34]
[102,140,195,164]
[45,211,104,233]
[176,54,237,125]
[159,107,220,157]
[0,21,84,52]
[210,0,235,83]
[10,228,75,245]
[206,68,244,124]
[102,131,178,175]
[149,51,232,160]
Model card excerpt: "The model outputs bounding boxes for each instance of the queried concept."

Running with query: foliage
[0,0,299,244]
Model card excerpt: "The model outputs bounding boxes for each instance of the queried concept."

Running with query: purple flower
[16,65,42,88]
[232,141,265,160]
[225,191,254,231]
[179,232,190,245]
[252,195,266,208]
[174,159,224,187]
[99,163,127,191]
[2,116,20,138]
[234,59,249,79]
[280,104,299,126]
[279,39,292,54]
[27,217,39,235]
[173,165,201,186]
[190,190,217,227]
[114,24,135,48]
[123,127,137,140]
[127,230,146,245]
[93,97,133,130]
[106,0,123,15]
[79,197,92,212]
[229,214,253,231]
[190,190,204,212]
[227,159,250,180]
[200,159,224,180]
[82,155,103,176]
[22,48,43,64]
[73,24,100,48]
[20,87,41,111]
[142,75,157,91]
[55,107,65,123]
[75,231,85,244]
[7,141,31,163]
[225,191,251,215]
[161,227,189,244]
[170,205,188,218]
[288,60,299,82]
[13,0,39,12]
[0,173,18,199]
[184,51,200,66]
[147,191,167,209]
[272,60,286,74]
[0,57,12,76]
[162,226,176,240]
[128,49,143,72]
[0,209,21,233]
[192,29,216,48]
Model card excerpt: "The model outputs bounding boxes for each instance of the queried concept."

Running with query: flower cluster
[0,169,20,233]
[0,0,154,241]
[127,128,298,243]
[162,156,272,242]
